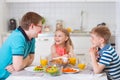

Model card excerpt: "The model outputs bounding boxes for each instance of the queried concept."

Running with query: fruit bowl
[49,70,60,76]
[46,66,62,76]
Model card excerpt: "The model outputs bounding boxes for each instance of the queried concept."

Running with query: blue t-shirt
[0,27,35,79]
[98,44,120,80]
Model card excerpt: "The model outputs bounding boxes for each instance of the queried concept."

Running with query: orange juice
[78,63,86,70]
[40,59,48,67]
[69,57,76,65]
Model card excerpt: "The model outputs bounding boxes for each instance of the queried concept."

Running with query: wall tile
[7,2,116,33]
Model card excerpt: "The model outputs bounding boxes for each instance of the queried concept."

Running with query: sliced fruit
[62,68,77,73]
[34,66,44,71]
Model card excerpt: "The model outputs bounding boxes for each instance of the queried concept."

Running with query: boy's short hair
[20,12,43,30]
[90,25,111,44]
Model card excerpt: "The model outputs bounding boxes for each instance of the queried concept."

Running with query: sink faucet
[80,10,84,32]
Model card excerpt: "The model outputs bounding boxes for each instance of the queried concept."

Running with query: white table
[6,66,107,80]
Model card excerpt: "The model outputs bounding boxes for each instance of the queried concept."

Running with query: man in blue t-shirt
[0,12,43,80]
[89,24,120,80]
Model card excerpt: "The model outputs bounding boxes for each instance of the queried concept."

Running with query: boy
[89,25,120,80]
[0,12,43,79]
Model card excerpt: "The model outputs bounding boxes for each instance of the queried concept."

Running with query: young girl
[51,28,74,59]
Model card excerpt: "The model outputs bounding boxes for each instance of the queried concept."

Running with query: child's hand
[5,64,15,73]
[63,54,69,58]
[89,47,98,56]
[89,46,101,61]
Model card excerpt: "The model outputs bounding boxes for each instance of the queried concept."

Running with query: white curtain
[116,1,120,56]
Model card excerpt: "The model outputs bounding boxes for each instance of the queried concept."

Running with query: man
[0,12,43,80]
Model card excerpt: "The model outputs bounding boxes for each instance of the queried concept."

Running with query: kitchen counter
[38,32,90,37]
[70,32,90,36]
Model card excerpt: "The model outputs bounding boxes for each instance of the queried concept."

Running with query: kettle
[8,18,17,31]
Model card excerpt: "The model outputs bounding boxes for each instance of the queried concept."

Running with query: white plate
[63,68,80,74]
[24,66,43,72]
[94,73,104,77]
[24,66,36,72]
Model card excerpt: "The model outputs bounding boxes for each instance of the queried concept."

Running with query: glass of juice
[78,63,86,70]
[69,57,76,66]
[40,56,48,67]
[78,56,87,70]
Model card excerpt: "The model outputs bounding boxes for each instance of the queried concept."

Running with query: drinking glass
[69,57,76,66]
[40,56,48,67]
[78,63,86,70]
[77,55,86,70]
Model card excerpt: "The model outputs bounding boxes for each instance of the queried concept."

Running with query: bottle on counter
[56,20,64,30]
[43,24,51,33]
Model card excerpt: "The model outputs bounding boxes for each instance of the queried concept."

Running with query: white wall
[116,1,120,56]
[0,0,8,46]
[0,1,4,46]
[7,2,116,33]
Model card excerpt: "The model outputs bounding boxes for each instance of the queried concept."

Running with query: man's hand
[5,65,15,73]
[24,54,34,67]
[12,54,34,71]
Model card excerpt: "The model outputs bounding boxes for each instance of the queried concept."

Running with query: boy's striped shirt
[99,44,120,80]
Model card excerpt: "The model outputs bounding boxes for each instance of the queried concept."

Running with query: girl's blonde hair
[55,28,73,54]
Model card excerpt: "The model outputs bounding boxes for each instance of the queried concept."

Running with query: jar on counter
[56,20,64,30]
[43,25,51,32]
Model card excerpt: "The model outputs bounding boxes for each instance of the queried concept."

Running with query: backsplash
[7,2,116,34]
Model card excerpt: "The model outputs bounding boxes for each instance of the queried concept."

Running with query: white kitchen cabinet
[33,35,54,65]
[35,36,54,57]
[71,36,91,54]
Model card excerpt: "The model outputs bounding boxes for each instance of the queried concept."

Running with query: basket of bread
[50,57,68,66]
